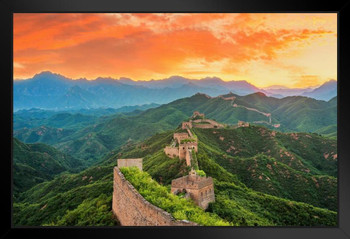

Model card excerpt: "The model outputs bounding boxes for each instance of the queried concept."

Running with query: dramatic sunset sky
[13,13,337,88]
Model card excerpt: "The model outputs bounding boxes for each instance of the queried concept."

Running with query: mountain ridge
[14,71,337,110]
[14,93,337,164]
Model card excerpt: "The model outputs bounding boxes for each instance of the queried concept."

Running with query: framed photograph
[2,0,350,238]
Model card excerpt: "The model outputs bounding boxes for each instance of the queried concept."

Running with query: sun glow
[13,13,337,88]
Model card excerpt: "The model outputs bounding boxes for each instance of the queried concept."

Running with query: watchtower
[171,173,215,209]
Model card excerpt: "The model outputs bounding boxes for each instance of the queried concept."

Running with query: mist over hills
[13,71,337,110]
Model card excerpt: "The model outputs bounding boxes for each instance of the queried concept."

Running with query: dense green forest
[13,138,84,198]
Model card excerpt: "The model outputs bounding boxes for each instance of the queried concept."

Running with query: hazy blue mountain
[120,76,260,95]
[262,85,315,98]
[328,96,337,107]
[14,71,337,110]
[302,80,337,101]
[13,72,229,110]
[119,75,191,88]
[262,81,337,101]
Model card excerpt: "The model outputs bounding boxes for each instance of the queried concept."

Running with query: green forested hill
[315,124,337,139]
[13,123,337,226]
[14,112,99,130]
[14,126,76,145]
[192,127,337,211]
[15,93,336,164]
[117,126,337,211]
[12,93,337,226]
[12,93,336,168]
[13,138,84,197]
[193,127,337,176]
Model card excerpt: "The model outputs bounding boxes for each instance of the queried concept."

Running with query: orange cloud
[13,13,337,88]
[293,75,321,88]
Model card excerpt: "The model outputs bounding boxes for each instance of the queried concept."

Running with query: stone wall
[179,142,198,160]
[193,124,215,129]
[178,146,187,160]
[196,183,215,209]
[112,167,197,226]
[186,127,193,137]
[182,121,192,129]
[164,146,179,158]
[117,158,143,171]
[205,119,223,127]
[222,96,236,101]
[192,119,224,129]
[173,132,190,143]
[181,142,198,152]
[185,149,192,166]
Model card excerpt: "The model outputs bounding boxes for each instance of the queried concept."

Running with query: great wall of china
[203,93,280,128]
[112,94,280,226]
[112,165,197,226]
[112,112,218,225]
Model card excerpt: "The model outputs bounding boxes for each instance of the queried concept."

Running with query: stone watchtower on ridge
[171,170,215,209]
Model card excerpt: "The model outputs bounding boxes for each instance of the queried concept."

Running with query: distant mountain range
[13,72,337,110]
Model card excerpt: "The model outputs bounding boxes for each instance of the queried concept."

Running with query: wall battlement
[117,158,143,171]
[112,167,197,226]
[165,120,198,165]
[164,146,179,158]
[179,142,198,164]
[173,132,190,144]
[171,174,214,189]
